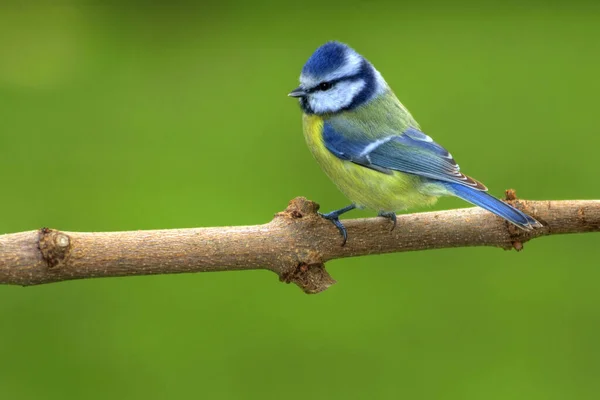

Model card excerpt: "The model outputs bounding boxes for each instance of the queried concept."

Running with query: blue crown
[301,41,350,77]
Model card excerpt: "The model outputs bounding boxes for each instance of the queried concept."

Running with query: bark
[1,191,598,294]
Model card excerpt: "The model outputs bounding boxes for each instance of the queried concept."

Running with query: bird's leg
[378,211,397,231]
[319,204,357,246]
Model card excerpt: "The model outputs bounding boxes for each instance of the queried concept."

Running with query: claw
[319,212,348,245]
[378,211,397,231]
[318,204,356,246]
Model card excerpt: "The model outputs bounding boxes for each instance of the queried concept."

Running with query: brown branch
[1,192,599,293]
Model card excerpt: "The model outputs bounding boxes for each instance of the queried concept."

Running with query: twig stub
[280,261,336,294]
[275,196,320,220]
[38,228,72,269]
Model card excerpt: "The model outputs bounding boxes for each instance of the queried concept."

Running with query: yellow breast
[301,113,439,211]
[302,114,332,168]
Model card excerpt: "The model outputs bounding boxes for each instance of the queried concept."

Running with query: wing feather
[323,123,487,191]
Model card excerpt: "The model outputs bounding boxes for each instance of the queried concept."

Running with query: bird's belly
[326,160,438,211]
[302,114,439,211]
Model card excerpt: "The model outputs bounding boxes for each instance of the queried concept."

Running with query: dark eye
[318,81,333,91]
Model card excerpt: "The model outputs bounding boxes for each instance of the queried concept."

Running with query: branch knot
[275,197,320,220]
[38,228,72,269]
[280,261,336,294]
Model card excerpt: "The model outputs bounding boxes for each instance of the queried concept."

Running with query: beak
[288,86,307,98]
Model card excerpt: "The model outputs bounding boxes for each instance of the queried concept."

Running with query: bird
[288,41,541,245]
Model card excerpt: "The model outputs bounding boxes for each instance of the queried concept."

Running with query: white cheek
[309,80,366,114]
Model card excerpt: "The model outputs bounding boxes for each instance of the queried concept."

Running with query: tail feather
[446,182,542,230]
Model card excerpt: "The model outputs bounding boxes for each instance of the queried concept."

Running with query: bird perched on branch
[289,41,541,245]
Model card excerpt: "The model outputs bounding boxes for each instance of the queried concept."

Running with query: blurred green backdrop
[1,1,599,399]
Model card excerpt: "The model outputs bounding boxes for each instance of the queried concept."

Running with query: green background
[1,1,599,399]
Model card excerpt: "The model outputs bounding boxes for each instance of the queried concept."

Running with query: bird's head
[289,41,388,115]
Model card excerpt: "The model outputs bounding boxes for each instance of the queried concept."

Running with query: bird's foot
[318,204,356,246]
[319,212,348,246]
[378,211,397,231]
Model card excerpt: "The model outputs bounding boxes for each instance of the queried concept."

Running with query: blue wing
[322,121,542,230]
[323,122,487,191]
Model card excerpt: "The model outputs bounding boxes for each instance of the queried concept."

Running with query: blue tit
[289,41,541,244]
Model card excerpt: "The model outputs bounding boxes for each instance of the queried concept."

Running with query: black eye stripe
[319,81,333,91]
[306,73,363,94]
[306,82,331,93]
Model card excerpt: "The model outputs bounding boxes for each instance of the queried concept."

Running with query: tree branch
[1,191,598,293]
